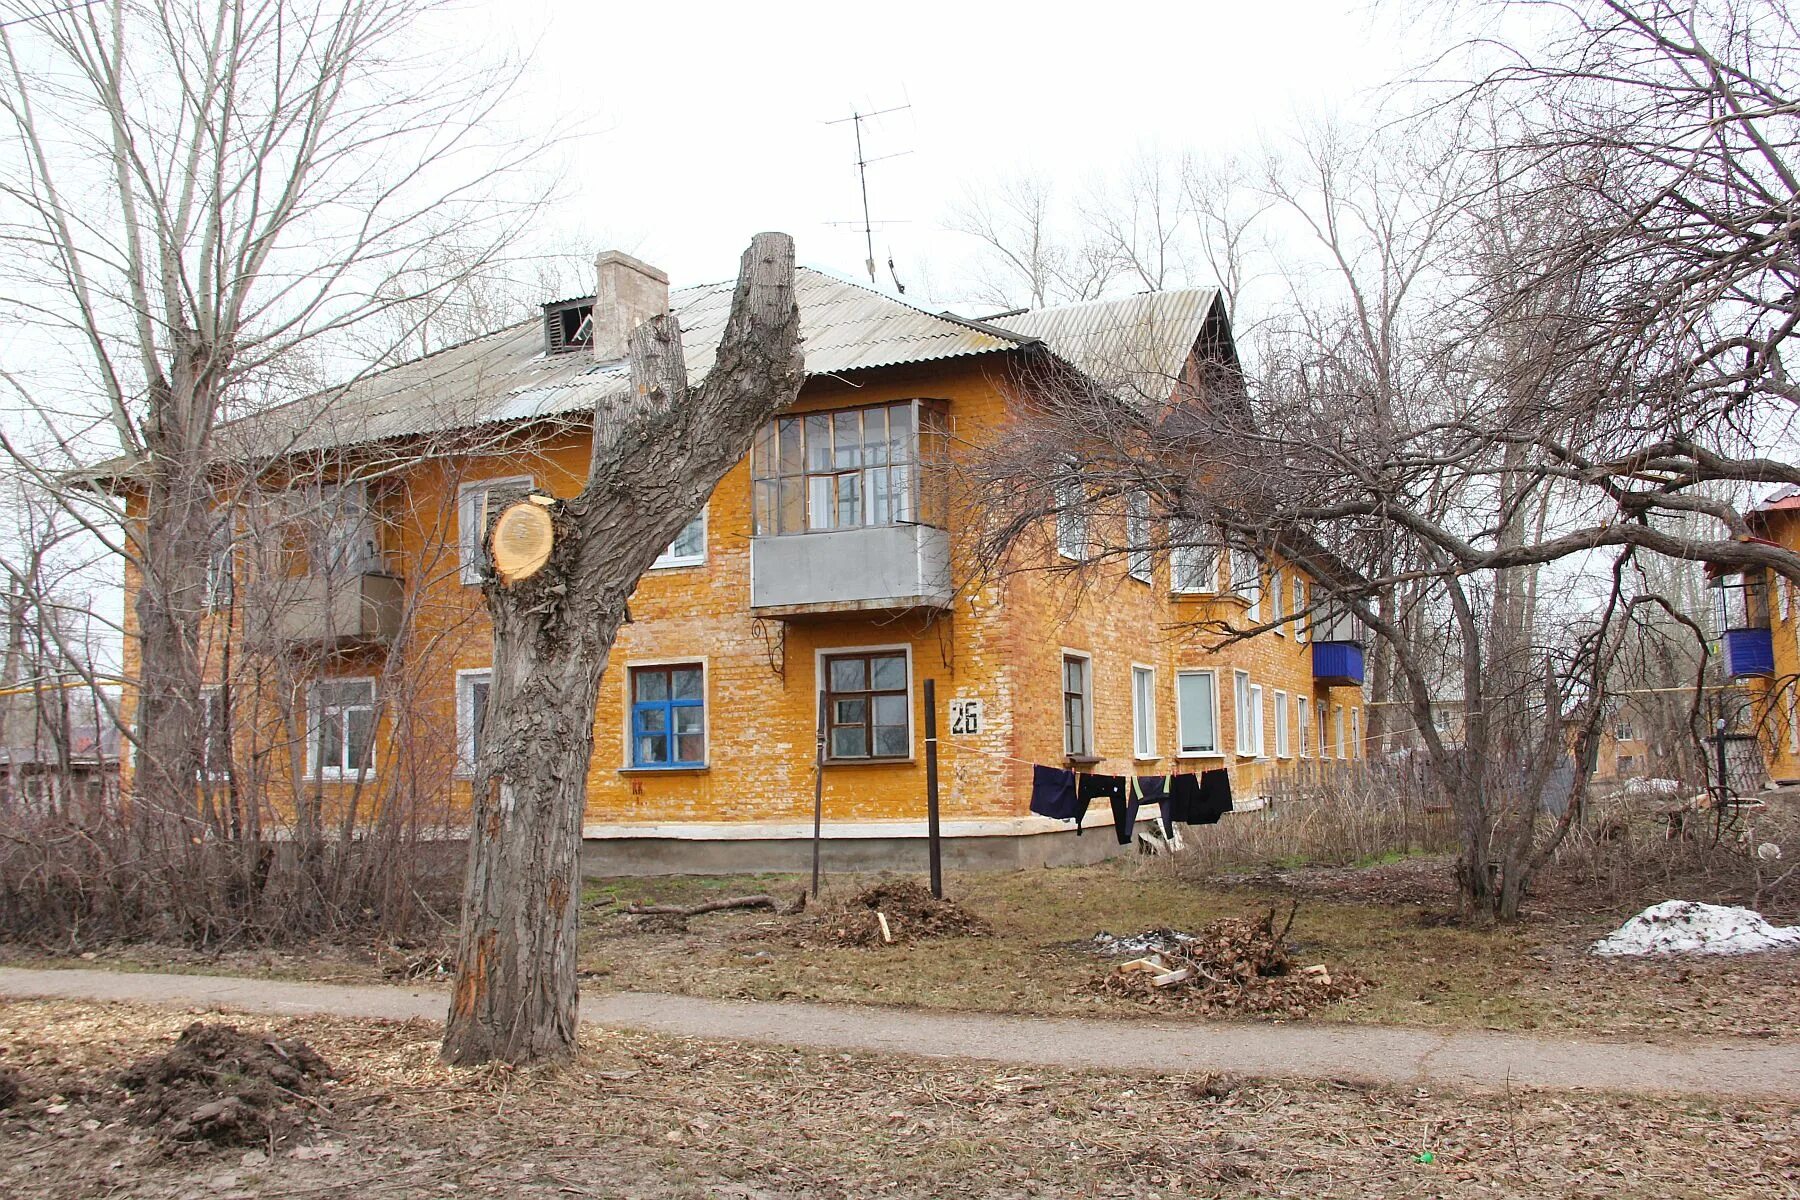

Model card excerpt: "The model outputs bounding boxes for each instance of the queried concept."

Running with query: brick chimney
[591,250,669,362]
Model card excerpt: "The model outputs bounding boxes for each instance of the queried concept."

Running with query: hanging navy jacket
[1030,765,1088,832]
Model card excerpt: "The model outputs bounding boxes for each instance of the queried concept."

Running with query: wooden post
[924,678,942,899]
[811,687,826,899]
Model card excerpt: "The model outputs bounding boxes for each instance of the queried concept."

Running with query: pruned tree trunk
[442,234,804,1066]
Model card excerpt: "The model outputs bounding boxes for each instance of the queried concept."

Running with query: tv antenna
[826,103,912,286]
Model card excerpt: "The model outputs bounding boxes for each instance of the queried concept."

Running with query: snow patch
[1591,900,1800,957]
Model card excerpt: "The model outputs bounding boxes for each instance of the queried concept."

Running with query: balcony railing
[253,572,403,646]
[1722,627,1775,679]
[1312,640,1366,688]
[749,525,952,617]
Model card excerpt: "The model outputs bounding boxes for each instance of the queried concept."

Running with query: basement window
[543,299,594,355]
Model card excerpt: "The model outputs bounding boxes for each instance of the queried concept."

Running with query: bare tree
[441,234,804,1067]
[0,0,538,833]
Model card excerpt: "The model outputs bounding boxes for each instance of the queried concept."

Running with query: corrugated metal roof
[987,287,1222,402]
[219,268,1030,458]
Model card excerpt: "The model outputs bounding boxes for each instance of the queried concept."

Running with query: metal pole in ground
[924,677,942,899]
[812,688,826,899]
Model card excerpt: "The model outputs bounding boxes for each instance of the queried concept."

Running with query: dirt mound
[117,1022,333,1146]
[811,881,990,946]
[1097,905,1368,1018]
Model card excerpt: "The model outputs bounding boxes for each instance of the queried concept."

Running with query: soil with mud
[806,881,992,947]
[116,1022,333,1146]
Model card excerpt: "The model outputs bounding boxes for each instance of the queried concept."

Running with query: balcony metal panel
[1723,627,1775,678]
[750,525,951,617]
[259,572,403,646]
[1312,640,1365,688]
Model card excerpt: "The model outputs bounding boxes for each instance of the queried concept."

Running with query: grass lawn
[579,855,1800,1041]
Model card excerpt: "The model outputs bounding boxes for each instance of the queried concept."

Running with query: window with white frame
[651,510,707,569]
[1790,691,1800,756]
[1055,468,1088,561]
[1175,669,1219,755]
[1293,575,1307,642]
[1270,569,1285,633]
[1062,653,1093,757]
[1350,707,1360,758]
[1274,690,1291,757]
[1126,492,1152,583]
[1297,696,1310,757]
[750,401,945,535]
[456,671,491,776]
[1615,718,1635,741]
[1131,665,1156,757]
[1319,705,1331,757]
[1171,521,1219,594]
[1230,549,1262,620]
[1235,670,1265,757]
[314,482,379,576]
[1335,705,1347,760]
[205,518,234,610]
[458,476,534,584]
[309,678,376,778]
[199,686,230,780]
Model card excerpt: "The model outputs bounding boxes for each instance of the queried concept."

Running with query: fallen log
[623,894,779,917]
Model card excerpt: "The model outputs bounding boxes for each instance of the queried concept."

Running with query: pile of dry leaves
[1095,905,1368,1017]
[807,880,991,947]
[116,1022,333,1146]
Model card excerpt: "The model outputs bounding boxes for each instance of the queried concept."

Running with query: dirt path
[3,965,1796,1100]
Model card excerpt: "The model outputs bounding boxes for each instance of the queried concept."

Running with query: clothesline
[924,735,1266,779]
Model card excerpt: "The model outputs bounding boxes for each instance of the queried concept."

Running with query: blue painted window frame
[630,665,705,768]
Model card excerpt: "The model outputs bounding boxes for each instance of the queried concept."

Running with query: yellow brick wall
[127,356,1366,827]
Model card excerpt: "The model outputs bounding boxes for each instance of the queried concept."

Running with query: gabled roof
[986,287,1224,403]
[216,268,1034,459]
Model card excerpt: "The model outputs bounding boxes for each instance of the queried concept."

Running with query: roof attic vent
[543,298,594,356]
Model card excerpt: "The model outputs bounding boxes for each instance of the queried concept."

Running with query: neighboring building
[1707,488,1800,786]
[117,254,1367,872]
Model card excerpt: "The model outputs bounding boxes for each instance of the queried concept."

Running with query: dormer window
[543,298,594,355]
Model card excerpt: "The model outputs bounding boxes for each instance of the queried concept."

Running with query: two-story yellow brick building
[135,252,1367,873]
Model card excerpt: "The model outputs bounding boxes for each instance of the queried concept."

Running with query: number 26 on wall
[949,698,982,736]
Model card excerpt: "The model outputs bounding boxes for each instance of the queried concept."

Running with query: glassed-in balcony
[1310,603,1365,687]
[1712,567,1774,679]
[256,572,403,646]
[747,399,952,617]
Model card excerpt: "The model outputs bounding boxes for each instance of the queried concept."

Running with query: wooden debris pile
[1097,905,1368,1017]
[809,881,991,947]
[116,1022,333,1146]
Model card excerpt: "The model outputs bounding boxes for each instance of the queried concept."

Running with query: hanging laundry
[1029,764,1087,832]
[1134,774,1175,836]
[1074,773,1134,845]
[1198,767,1234,823]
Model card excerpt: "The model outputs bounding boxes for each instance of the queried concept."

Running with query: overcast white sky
[472,0,1424,302]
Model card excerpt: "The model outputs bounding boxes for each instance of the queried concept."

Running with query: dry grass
[2,997,1796,1199]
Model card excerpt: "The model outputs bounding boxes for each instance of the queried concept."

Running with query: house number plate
[949,698,983,736]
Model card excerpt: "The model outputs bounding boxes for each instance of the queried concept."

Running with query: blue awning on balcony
[1313,641,1365,687]
[1723,627,1775,678]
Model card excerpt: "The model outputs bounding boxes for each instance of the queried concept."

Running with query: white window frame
[1061,649,1095,758]
[1131,664,1157,758]
[1270,569,1285,635]
[1126,492,1152,584]
[1235,670,1266,758]
[1320,705,1331,758]
[307,677,377,780]
[1350,707,1360,759]
[651,508,708,570]
[205,517,235,611]
[1297,696,1311,758]
[1171,538,1219,594]
[1055,468,1087,562]
[815,643,915,763]
[1274,689,1291,757]
[1293,575,1307,643]
[199,685,230,780]
[1335,705,1348,760]
[1175,668,1221,757]
[456,669,492,778]
[1789,690,1799,756]
[458,475,535,585]
[1230,549,1262,621]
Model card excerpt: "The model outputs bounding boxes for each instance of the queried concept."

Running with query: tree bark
[442,234,804,1066]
